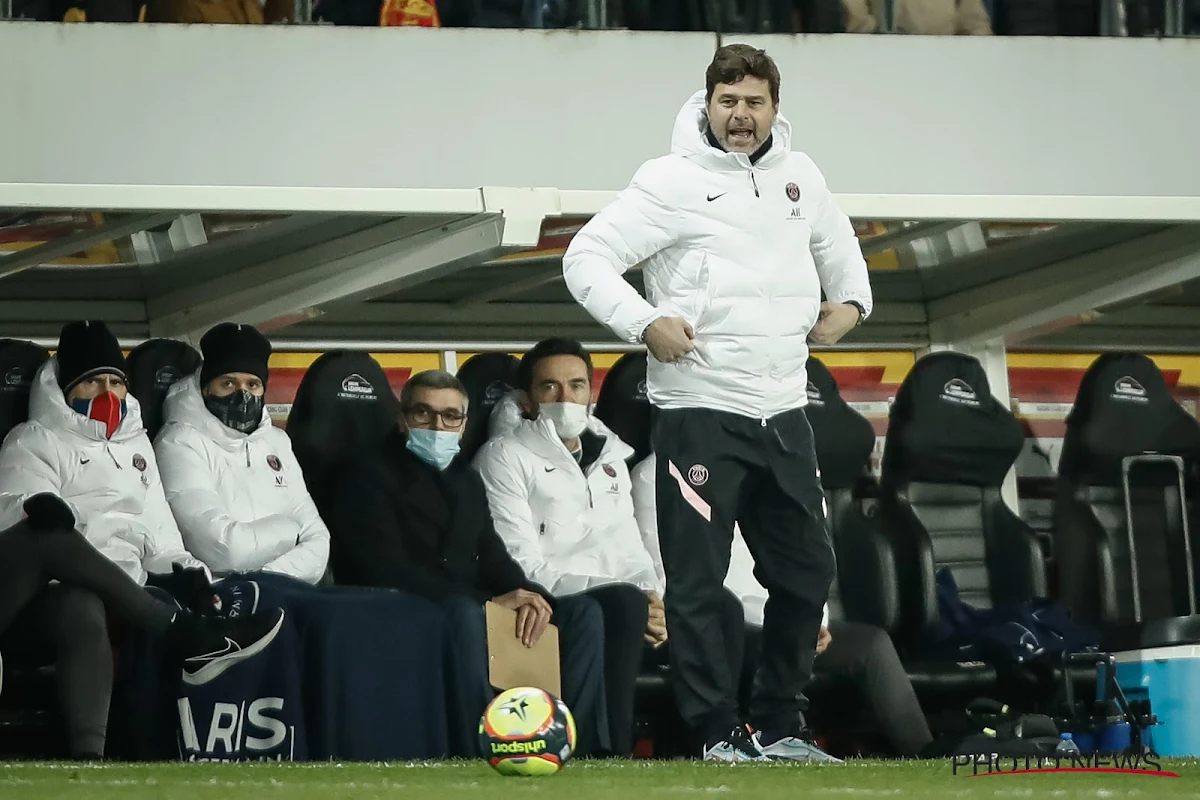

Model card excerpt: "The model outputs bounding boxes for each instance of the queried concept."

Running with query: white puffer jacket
[630,452,829,629]
[563,90,872,421]
[474,411,662,597]
[154,372,330,584]
[0,360,209,584]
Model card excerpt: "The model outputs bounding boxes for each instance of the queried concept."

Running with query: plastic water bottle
[1056,732,1082,757]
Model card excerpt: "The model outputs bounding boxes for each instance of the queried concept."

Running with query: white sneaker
[754,730,844,763]
[703,725,772,762]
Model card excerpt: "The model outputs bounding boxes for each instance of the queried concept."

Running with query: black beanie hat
[57,320,127,392]
[199,323,272,388]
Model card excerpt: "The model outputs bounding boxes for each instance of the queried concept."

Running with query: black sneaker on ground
[172,607,286,686]
[702,724,770,762]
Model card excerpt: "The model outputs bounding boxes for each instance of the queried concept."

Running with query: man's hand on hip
[809,302,861,345]
[643,317,695,363]
[645,591,668,646]
[816,626,832,655]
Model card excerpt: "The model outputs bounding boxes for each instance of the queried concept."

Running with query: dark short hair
[518,338,594,393]
[705,43,781,106]
[400,369,469,413]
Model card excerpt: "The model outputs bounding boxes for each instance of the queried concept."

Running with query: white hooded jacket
[563,90,872,420]
[630,452,829,629]
[155,373,330,585]
[0,360,209,585]
[474,409,662,597]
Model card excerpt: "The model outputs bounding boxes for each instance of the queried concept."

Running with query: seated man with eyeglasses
[329,369,612,758]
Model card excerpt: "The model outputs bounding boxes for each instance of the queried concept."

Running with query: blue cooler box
[1107,645,1200,757]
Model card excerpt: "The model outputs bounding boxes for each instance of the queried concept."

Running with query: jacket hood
[670,89,792,170]
[487,391,525,441]
[29,358,146,444]
[161,370,273,447]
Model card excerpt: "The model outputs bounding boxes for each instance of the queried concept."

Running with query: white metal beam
[926,225,1200,345]
[129,213,209,266]
[4,184,1200,223]
[146,214,505,341]
[0,211,179,281]
[859,221,965,256]
[452,268,563,308]
[559,191,1200,223]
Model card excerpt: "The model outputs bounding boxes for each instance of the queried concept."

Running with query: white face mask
[538,402,590,441]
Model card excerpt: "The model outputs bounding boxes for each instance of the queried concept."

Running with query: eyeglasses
[404,404,466,429]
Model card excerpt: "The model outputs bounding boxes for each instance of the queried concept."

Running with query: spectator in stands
[328,369,611,758]
[155,323,330,585]
[841,0,992,33]
[631,451,934,758]
[476,338,745,758]
[144,0,291,23]
[0,321,285,759]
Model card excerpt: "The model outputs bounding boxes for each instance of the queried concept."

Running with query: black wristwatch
[845,301,866,325]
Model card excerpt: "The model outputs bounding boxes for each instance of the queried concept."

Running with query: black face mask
[204,389,264,434]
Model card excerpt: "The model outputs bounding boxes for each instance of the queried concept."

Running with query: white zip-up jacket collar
[0,359,208,584]
[671,88,792,173]
[154,372,330,584]
[474,410,662,597]
[563,90,873,421]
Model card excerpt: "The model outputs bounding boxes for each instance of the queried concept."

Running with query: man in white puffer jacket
[155,323,330,585]
[0,321,209,584]
[562,44,872,762]
[474,338,665,758]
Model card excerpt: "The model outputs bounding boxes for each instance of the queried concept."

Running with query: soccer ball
[478,686,576,776]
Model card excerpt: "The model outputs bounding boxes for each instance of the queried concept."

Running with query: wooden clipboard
[485,601,561,699]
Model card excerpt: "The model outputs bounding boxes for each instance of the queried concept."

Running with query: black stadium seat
[455,353,520,462]
[803,357,888,628]
[1054,352,1200,649]
[286,351,401,582]
[0,339,50,444]
[125,338,201,442]
[879,352,1046,649]
[0,339,57,756]
[593,352,653,466]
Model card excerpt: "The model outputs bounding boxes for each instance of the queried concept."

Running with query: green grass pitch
[2,759,1197,800]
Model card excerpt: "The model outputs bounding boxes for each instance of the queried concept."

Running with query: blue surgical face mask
[406,428,461,471]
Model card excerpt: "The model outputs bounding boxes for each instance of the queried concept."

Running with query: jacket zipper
[750,170,760,197]
[245,442,251,467]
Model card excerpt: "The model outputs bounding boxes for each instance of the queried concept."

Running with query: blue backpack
[935,568,1099,664]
